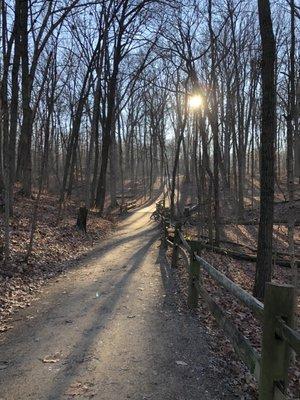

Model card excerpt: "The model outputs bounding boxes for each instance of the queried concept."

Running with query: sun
[188,94,203,110]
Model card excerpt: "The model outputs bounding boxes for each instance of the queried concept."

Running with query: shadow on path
[45,234,158,400]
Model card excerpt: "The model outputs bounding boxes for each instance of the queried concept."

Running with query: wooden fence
[156,201,300,400]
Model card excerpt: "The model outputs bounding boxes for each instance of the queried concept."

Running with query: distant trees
[0,0,298,290]
[94,0,160,214]
[0,0,166,263]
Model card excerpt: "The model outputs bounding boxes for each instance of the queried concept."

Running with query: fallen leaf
[42,353,61,363]
[175,360,188,366]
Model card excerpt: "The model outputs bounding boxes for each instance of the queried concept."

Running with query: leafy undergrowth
[0,191,114,333]
[166,247,300,399]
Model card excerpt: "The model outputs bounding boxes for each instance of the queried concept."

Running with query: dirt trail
[0,203,235,400]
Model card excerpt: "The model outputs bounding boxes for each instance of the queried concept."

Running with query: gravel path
[0,203,236,400]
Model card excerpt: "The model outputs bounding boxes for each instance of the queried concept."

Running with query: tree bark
[16,0,32,196]
[253,0,276,300]
[208,0,221,245]
[76,206,88,233]
[8,0,21,213]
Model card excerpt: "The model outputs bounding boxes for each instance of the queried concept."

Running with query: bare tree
[253,0,277,299]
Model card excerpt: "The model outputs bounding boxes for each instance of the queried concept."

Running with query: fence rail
[156,202,300,400]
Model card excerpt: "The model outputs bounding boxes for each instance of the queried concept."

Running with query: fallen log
[195,242,297,268]
[119,201,137,214]
[190,233,300,260]
[187,216,300,226]
[219,219,300,226]
[116,194,135,199]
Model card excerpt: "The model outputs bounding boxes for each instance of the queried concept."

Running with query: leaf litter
[0,192,114,334]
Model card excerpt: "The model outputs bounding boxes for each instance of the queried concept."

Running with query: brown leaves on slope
[0,191,114,333]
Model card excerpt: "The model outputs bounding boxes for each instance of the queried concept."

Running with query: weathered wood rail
[156,201,300,400]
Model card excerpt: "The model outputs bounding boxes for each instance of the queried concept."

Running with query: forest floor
[0,191,114,334]
[0,200,242,400]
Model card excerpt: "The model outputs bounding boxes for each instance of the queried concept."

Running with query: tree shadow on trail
[45,233,159,400]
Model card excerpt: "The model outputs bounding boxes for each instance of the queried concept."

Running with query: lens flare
[188,94,203,109]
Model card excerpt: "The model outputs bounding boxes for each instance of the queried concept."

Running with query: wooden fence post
[259,283,295,400]
[171,222,181,268]
[161,217,168,248]
[187,246,200,309]
[196,242,203,288]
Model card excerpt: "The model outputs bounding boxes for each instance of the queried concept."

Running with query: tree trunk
[76,206,88,233]
[86,77,101,209]
[109,132,118,208]
[16,0,32,196]
[253,0,276,300]
[95,130,111,212]
[9,0,21,213]
[1,0,11,267]
[208,0,220,245]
